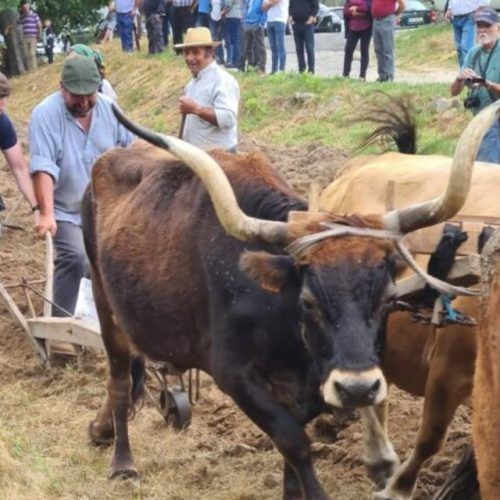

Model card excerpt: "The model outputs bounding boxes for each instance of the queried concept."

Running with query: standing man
[450,7,499,163]
[19,1,41,71]
[242,0,267,73]
[371,0,405,82]
[115,0,140,53]
[175,27,240,151]
[172,0,195,52]
[141,0,165,53]
[445,0,491,67]
[0,72,38,219]
[28,56,135,316]
[289,0,318,74]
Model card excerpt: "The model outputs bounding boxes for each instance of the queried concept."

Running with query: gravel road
[264,30,457,83]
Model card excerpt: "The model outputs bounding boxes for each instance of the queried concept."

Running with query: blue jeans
[477,120,500,164]
[117,12,134,53]
[223,17,241,67]
[268,21,286,73]
[292,22,315,73]
[452,13,475,67]
[209,18,225,64]
[373,14,395,81]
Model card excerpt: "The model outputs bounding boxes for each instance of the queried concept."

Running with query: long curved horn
[382,101,500,233]
[112,104,289,245]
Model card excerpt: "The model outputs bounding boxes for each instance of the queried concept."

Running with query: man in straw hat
[175,27,240,152]
[28,56,135,317]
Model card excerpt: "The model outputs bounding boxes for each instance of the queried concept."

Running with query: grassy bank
[8,25,467,157]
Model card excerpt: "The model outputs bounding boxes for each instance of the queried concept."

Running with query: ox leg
[284,461,303,500]
[359,400,400,489]
[87,272,139,480]
[216,369,327,500]
[375,379,467,499]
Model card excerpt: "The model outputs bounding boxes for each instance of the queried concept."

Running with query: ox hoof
[88,420,114,447]
[373,488,408,500]
[364,455,400,489]
[108,467,141,482]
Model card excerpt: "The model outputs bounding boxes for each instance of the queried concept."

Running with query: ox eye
[300,296,315,313]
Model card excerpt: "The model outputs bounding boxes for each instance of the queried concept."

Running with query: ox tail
[354,93,417,155]
[129,356,146,418]
[432,444,479,500]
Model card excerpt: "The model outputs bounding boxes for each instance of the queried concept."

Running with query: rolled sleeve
[28,108,61,183]
[212,82,239,130]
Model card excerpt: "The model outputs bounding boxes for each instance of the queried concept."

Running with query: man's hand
[36,213,57,239]
[349,6,358,14]
[444,10,452,21]
[179,96,201,116]
[305,16,316,24]
[457,67,480,81]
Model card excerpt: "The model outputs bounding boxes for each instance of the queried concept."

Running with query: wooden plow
[0,233,193,429]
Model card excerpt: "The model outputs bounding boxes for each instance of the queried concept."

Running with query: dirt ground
[0,135,472,499]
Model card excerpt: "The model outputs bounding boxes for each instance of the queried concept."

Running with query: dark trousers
[343,28,372,78]
[292,22,315,73]
[223,17,241,67]
[146,13,165,53]
[196,11,210,27]
[53,221,88,317]
[45,45,54,64]
[243,25,266,72]
[163,3,173,46]
[117,12,134,52]
[172,6,194,50]
[209,18,225,64]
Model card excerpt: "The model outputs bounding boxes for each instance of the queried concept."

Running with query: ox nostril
[368,379,381,397]
[333,378,381,407]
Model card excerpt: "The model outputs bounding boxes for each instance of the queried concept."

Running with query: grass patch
[396,23,457,70]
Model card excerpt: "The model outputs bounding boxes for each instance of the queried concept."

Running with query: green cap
[61,55,101,95]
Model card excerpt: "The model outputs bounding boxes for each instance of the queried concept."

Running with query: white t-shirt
[266,0,289,23]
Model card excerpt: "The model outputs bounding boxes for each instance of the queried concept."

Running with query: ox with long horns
[82,101,498,498]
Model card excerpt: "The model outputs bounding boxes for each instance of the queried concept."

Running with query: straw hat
[174,27,221,49]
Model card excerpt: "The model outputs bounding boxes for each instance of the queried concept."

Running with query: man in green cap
[28,55,135,317]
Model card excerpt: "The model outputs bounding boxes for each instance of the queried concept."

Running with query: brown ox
[472,229,500,499]
[82,103,496,499]
[319,100,500,499]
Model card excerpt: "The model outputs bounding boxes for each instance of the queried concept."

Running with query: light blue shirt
[115,0,136,14]
[183,61,240,150]
[28,92,134,225]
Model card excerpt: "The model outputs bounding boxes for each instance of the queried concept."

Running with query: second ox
[81,102,497,498]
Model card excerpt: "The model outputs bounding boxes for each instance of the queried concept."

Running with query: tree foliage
[0,0,109,32]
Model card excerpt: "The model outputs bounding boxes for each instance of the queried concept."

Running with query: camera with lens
[463,93,480,109]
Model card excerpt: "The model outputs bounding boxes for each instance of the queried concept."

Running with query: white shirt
[448,0,490,16]
[266,0,290,23]
[183,61,240,150]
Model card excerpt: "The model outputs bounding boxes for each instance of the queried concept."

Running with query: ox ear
[239,251,297,293]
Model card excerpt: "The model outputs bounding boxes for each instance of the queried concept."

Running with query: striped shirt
[20,11,40,39]
[448,0,490,16]
[173,0,193,6]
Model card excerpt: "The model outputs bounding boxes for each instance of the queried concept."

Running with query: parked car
[397,0,437,28]
[315,3,343,32]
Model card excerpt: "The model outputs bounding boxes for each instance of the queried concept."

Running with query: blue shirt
[0,112,17,150]
[243,0,267,26]
[115,0,136,13]
[28,92,134,225]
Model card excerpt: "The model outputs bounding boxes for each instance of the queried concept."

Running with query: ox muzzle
[321,367,387,408]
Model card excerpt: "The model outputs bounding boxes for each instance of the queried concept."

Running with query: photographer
[450,7,499,164]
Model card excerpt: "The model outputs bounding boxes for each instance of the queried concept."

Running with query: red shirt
[371,0,396,18]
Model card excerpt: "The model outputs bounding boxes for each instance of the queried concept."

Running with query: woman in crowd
[342,0,372,81]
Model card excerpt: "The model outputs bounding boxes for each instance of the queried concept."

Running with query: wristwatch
[31,204,40,212]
